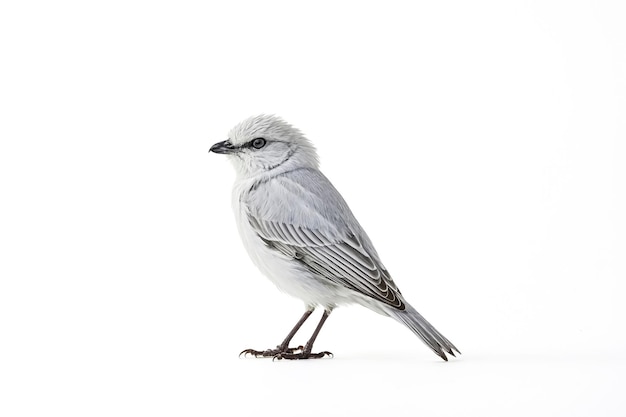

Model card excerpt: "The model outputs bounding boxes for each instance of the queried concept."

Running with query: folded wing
[245,168,405,310]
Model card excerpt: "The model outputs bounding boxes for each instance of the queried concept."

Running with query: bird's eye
[251,138,266,149]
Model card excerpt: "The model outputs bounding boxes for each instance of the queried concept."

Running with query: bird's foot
[272,350,333,360]
[239,345,304,358]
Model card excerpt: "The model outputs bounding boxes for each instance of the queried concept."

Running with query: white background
[1,1,625,416]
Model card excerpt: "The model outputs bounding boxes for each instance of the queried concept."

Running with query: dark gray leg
[274,309,333,360]
[240,309,315,358]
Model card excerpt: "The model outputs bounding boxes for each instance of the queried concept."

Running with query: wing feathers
[250,216,404,309]
[245,169,405,310]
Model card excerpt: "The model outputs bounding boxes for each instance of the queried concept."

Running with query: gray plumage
[210,115,459,360]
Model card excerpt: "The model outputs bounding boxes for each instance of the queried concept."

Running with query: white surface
[1,1,625,416]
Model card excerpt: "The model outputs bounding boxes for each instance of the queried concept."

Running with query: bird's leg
[240,309,314,358]
[274,309,333,360]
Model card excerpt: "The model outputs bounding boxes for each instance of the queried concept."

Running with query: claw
[271,350,334,360]
[240,346,303,359]
[241,346,333,360]
[239,348,267,358]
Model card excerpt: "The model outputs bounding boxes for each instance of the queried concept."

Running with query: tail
[386,303,461,361]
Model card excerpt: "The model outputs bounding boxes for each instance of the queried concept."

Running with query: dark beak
[209,140,237,154]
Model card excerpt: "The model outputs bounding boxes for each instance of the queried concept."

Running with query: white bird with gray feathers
[209,115,460,361]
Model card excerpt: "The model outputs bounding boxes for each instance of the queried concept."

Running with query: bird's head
[209,115,319,178]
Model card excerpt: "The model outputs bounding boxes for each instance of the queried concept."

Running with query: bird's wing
[245,168,405,310]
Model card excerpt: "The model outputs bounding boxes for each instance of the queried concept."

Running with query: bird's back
[246,168,378,260]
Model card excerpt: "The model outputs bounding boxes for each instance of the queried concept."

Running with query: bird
[209,115,460,361]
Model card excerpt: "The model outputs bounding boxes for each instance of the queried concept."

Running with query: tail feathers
[387,304,460,361]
